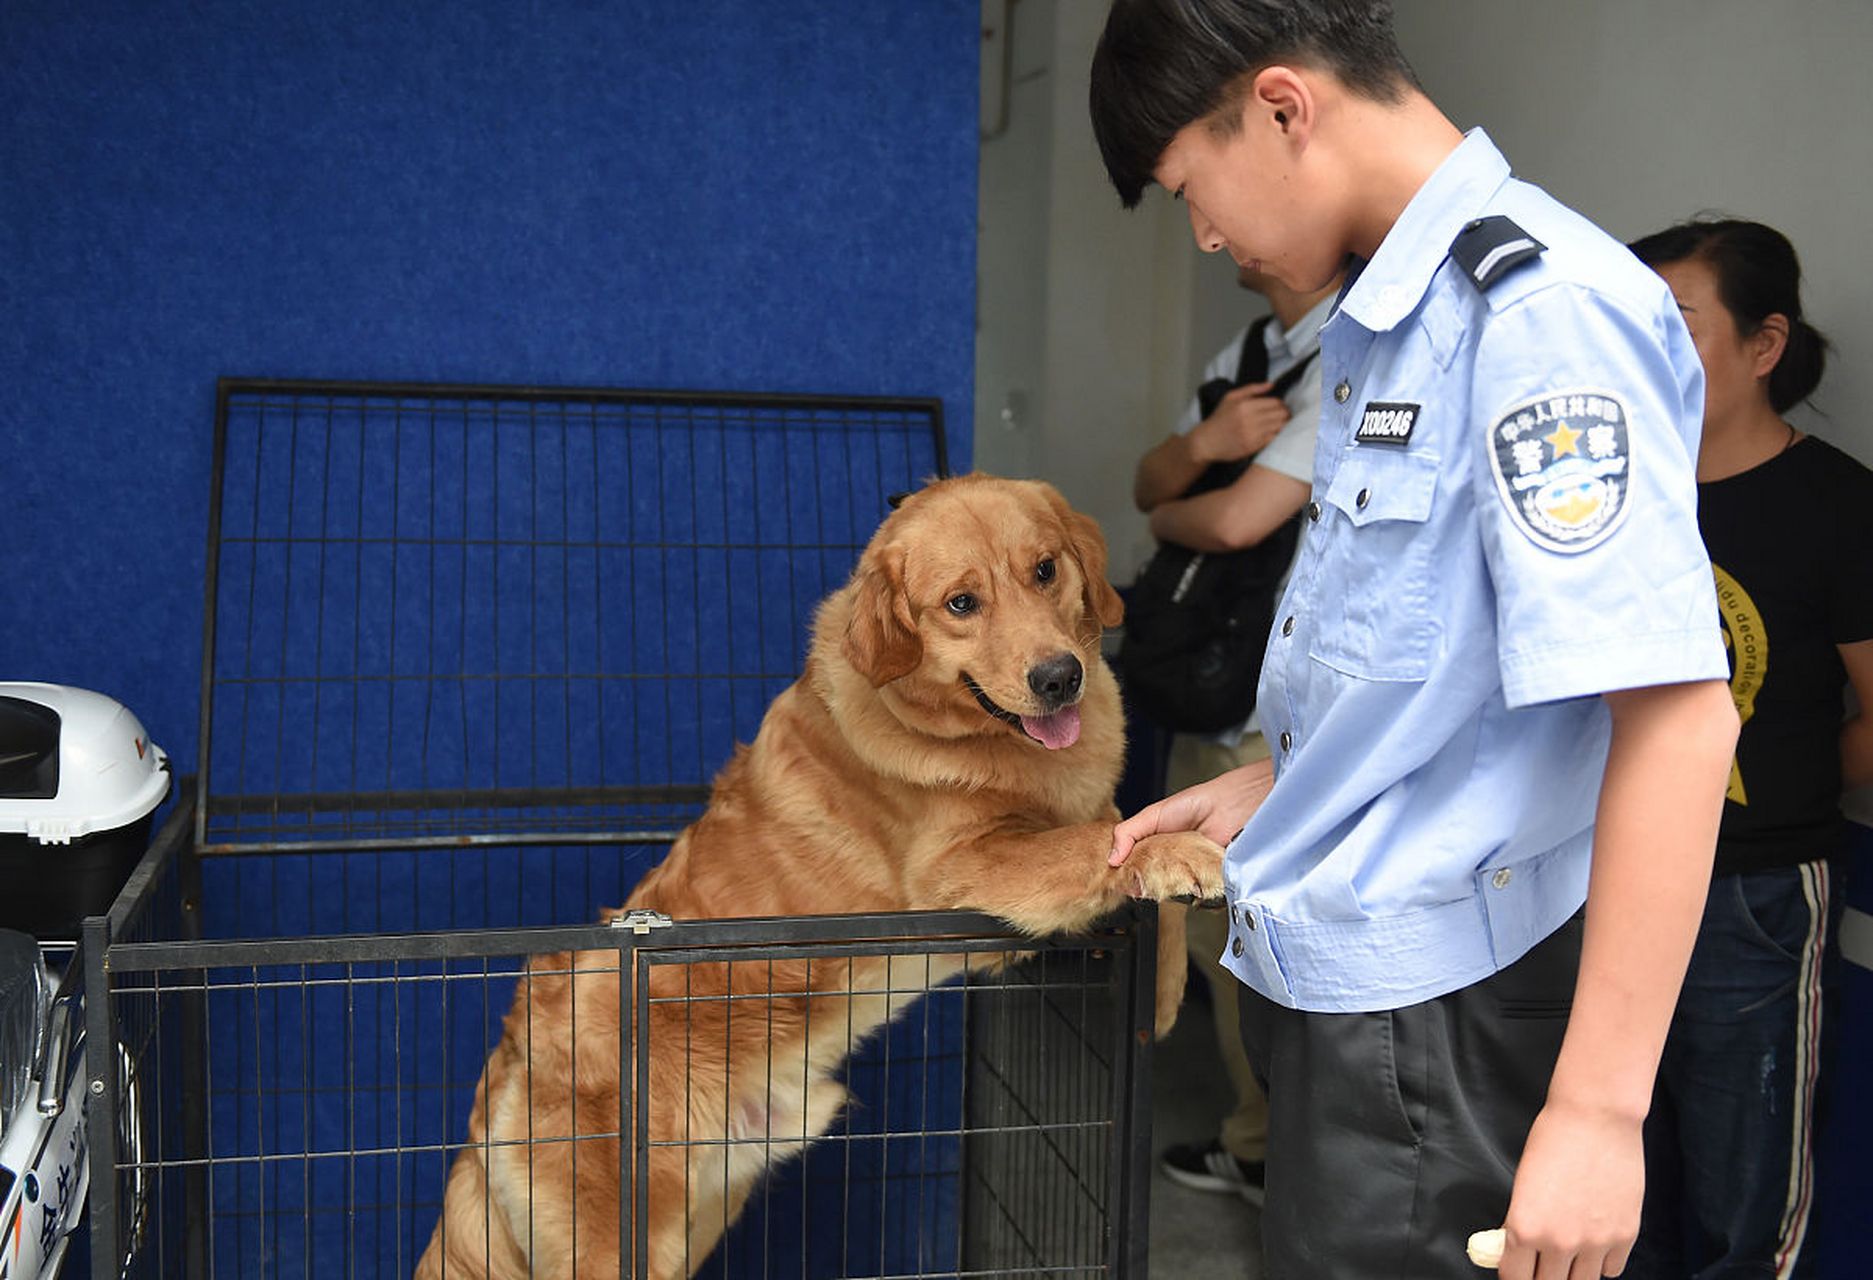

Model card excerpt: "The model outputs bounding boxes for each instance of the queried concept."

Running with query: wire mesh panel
[630,937,1140,1280]
[960,949,1129,1280]
[90,835,1154,1280]
[197,379,946,862]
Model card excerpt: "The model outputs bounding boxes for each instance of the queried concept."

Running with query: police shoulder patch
[1486,388,1632,553]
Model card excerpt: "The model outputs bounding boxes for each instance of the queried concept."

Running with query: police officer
[1093,3,1740,1277]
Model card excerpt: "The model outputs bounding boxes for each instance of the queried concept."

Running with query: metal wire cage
[194,378,950,859]
[76,379,1158,1280]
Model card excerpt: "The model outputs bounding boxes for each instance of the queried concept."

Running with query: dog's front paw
[1122,831,1226,905]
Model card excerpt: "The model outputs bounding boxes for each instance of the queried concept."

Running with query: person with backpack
[1128,262,1340,1208]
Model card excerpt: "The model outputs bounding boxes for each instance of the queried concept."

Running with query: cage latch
[610,909,673,935]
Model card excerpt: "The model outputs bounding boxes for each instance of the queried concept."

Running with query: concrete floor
[1147,970,1266,1279]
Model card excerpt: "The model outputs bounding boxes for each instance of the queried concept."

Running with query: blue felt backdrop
[0,0,978,772]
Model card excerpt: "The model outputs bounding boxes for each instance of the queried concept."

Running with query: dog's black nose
[1027,653,1084,709]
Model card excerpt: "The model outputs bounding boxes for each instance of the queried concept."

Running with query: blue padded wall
[0,1,978,773]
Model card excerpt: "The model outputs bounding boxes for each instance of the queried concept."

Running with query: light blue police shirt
[1219,130,1729,1012]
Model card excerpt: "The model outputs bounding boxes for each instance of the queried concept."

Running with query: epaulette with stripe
[1450,215,1545,292]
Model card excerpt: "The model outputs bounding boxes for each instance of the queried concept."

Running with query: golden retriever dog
[415,473,1225,1280]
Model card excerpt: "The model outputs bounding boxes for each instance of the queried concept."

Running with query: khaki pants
[1167,731,1272,1163]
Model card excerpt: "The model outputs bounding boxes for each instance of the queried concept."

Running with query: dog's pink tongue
[1020,704,1082,750]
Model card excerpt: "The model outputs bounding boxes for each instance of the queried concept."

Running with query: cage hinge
[609,909,673,935]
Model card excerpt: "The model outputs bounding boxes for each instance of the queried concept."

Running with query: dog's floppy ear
[842,545,923,686]
[1038,482,1125,634]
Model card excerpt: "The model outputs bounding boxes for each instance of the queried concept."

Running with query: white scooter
[0,684,168,1279]
[0,932,90,1279]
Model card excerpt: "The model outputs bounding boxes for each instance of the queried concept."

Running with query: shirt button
[1231,936,1245,958]
[1229,904,1240,924]
[1492,868,1513,890]
[1245,911,1257,931]
[1356,488,1371,510]
[1279,731,1293,752]
[1281,615,1295,637]
[1333,380,1351,404]
[1307,501,1322,523]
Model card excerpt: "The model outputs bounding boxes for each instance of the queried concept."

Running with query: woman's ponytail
[1769,316,1828,414]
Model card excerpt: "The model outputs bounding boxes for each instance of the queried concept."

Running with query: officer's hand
[1488,1097,1643,1278]
[1110,758,1275,867]
[1190,384,1290,464]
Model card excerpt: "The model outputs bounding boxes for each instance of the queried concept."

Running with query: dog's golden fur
[415,474,1225,1280]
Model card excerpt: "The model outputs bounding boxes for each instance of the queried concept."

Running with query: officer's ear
[1248,65,1313,142]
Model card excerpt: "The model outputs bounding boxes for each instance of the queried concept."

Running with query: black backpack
[1118,318,1318,734]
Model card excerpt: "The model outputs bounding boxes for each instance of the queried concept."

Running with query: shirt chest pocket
[1306,448,1444,682]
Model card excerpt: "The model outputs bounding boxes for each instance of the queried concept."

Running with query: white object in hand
[1467,1227,1506,1268]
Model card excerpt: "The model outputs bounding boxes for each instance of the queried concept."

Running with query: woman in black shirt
[1625,218,1873,1278]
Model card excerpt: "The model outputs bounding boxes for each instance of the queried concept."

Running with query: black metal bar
[633,940,651,1280]
[652,405,674,857]
[232,397,268,977]
[83,915,119,1280]
[196,383,233,851]
[928,399,951,479]
[203,781,711,817]
[101,909,1085,972]
[685,415,706,873]
[266,392,304,865]
[1112,905,1156,1279]
[106,781,194,940]
[391,954,405,1278]
[300,961,313,1275]
[346,404,369,877]
[178,830,209,1280]
[421,397,440,833]
[635,938,1093,972]
[385,397,407,813]
[587,399,610,856]
[211,536,891,553]
[217,375,945,419]
[954,945,975,1276]
[195,828,695,857]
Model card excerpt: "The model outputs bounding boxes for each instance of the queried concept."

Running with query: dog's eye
[946,594,977,617]
[1035,558,1056,585]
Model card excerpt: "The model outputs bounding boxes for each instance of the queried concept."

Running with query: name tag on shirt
[1356,401,1421,446]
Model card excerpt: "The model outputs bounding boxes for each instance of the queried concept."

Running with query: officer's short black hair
[1090,0,1421,208]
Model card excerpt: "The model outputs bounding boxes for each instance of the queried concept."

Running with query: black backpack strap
[1183,341,1322,498]
[1232,315,1275,386]
[1266,346,1320,402]
[1449,215,1546,292]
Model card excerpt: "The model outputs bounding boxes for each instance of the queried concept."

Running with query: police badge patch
[1487,389,1631,553]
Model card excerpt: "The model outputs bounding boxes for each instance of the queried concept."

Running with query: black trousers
[1238,914,1584,1279]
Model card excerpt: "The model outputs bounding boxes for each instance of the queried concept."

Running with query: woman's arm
[1838,638,1873,789]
